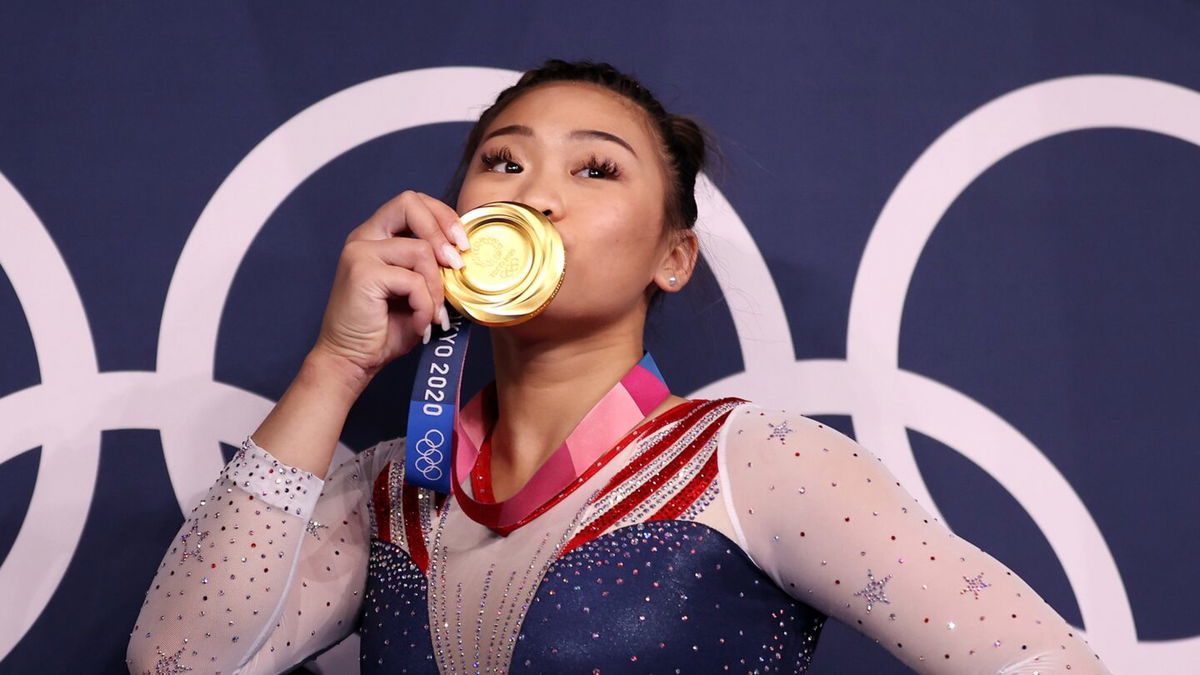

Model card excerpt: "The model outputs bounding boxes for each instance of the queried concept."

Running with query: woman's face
[456,82,681,333]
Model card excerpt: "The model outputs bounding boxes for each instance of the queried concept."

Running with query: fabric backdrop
[1,2,1197,673]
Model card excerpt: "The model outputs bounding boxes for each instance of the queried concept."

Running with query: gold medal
[442,201,566,326]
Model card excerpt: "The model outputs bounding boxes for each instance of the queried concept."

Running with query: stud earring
[668,275,678,286]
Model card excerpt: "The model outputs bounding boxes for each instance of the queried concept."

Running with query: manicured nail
[441,243,464,269]
[422,323,432,345]
[438,306,451,332]
[451,221,470,251]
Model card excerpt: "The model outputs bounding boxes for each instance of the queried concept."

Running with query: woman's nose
[512,175,563,221]
[517,197,559,222]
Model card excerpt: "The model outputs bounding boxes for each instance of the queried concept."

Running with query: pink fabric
[561,382,645,473]
[621,364,668,416]
[451,359,669,531]
[487,450,577,525]
[454,384,491,484]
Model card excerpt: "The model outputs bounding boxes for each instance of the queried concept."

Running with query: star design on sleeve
[147,645,193,674]
[766,420,795,443]
[306,519,329,540]
[853,569,893,612]
[961,572,992,599]
[178,521,209,564]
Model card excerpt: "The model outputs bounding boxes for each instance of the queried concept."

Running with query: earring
[668,275,678,286]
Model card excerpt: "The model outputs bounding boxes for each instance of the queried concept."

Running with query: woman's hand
[310,190,471,385]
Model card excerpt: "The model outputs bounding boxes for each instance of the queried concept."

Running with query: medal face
[442,201,566,326]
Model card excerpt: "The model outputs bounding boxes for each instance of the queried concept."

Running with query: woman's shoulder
[701,398,826,428]
[369,434,409,476]
[707,399,857,454]
[663,397,845,460]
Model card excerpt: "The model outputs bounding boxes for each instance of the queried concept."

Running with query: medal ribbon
[452,351,669,535]
[404,303,671,514]
[404,306,471,493]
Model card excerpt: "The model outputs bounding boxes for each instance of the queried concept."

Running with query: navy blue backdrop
[1,2,1198,673]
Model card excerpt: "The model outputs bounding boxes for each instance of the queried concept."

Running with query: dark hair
[442,58,722,305]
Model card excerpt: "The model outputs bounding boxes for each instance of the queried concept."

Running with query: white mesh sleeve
[717,403,1112,674]
[126,434,394,674]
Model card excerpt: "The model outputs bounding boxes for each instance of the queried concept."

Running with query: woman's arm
[716,404,1112,674]
[125,433,392,674]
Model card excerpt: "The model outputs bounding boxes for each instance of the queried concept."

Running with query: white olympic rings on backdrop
[0,68,1195,673]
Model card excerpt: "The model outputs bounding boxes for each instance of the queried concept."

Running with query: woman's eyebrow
[480,124,532,141]
[569,129,638,158]
[482,124,638,158]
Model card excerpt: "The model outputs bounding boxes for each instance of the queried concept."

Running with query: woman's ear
[654,228,699,292]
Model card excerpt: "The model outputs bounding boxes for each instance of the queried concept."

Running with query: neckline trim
[450,354,694,536]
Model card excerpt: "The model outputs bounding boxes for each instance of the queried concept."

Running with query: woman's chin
[489,304,617,343]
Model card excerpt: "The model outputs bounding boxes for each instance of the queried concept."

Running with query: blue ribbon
[404,306,471,492]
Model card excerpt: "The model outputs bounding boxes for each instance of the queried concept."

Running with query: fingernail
[451,222,470,251]
[438,306,451,332]
[441,243,464,269]
[422,323,432,345]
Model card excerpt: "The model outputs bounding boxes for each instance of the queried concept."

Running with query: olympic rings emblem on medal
[0,67,1196,672]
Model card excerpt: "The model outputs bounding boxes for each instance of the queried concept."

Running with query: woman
[127,59,1110,674]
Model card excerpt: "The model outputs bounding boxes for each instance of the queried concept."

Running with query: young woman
[127,59,1111,674]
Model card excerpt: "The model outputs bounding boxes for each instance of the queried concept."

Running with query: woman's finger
[368,237,447,330]
[346,190,420,242]
[344,190,455,265]
[401,192,465,271]
[373,264,437,342]
[414,191,470,252]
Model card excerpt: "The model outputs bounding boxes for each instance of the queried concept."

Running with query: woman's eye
[489,159,522,174]
[480,147,522,174]
[574,155,622,180]
[573,166,604,179]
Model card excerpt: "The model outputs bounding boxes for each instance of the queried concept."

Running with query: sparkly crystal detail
[766,420,796,443]
[148,645,192,674]
[131,438,395,673]
[177,521,208,564]
[517,521,827,672]
[853,569,893,612]
[574,402,740,542]
[233,435,323,517]
[386,459,407,550]
[426,490,591,673]
[305,519,329,540]
[962,572,992,599]
[359,539,433,669]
